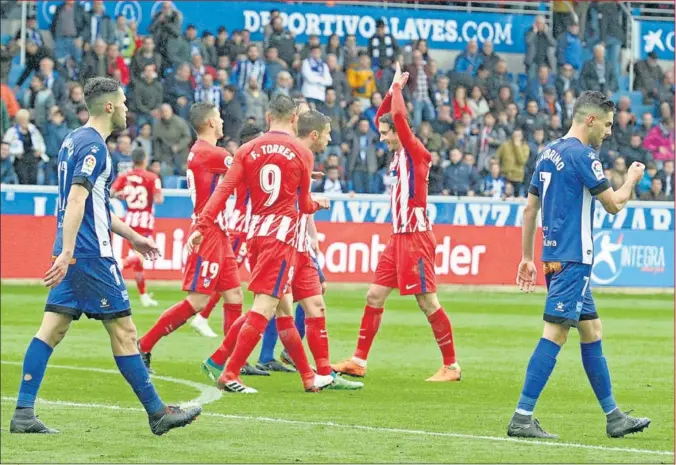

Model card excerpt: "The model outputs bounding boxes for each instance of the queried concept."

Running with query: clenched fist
[627,161,646,184]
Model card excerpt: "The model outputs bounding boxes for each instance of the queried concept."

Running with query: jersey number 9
[260,164,281,207]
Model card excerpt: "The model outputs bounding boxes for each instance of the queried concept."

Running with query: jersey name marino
[529,137,610,264]
[53,127,114,258]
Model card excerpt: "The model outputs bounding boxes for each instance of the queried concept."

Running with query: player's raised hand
[44,253,71,289]
[516,259,537,293]
[131,234,161,261]
[311,171,325,181]
[186,230,203,254]
[627,161,646,184]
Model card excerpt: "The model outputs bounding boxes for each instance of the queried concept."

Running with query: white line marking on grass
[0,361,221,407]
[0,397,671,457]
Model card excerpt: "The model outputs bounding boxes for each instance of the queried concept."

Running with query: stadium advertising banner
[2,187,673,287]
[38,1,532,53]
[637,20,675,61]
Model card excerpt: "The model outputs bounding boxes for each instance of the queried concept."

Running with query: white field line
[1,364,672,457]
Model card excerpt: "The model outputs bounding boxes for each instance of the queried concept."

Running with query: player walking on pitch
[332,64,461,382]
[188,95,334,393]
[110,148,163,307]
[137,103,244,374]
[508,91,651,439]
[10,77,200,435]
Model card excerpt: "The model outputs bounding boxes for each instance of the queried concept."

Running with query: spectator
[658,101,673,123]
[363,92,383,135]
[561,88,576,128]
[244,76,269,127]
[634,51,666,104]
[454,40,482,76]
[234,44,267,91]
[607,110,634,160]
[16,14,45,49]
[132,63,164,126]
[580,44,617,95]
[463,153,483,194]
[313,166,348,193]
[347,52,377,110]
[493,85,515,114]
[518,100,546,139]
[2,109,46,185]
[433,75,451,110]
[149,2,183,59]
[443,148,481,196]
[201,31,219,68]
[327,54,350,107]
[194,73,222,109]
[164,62,194,119]
[428,151,445,195]
[153,104,192,174]
[431,104,454,138]
[644,118,675,166]
[468,85,490,119]
[475,112,506,173]
[300,35,322,61]
[1,141,18,184]
[216,55,232,75]
[527,65,555,107]
[343,34,360,70]
[415,39,430,63]
[214,27,232,61]
[639,177,669,201]
[51,0,87,61]
[16,40,49,91]
[83,0,115,48]
[526,126,547,186]
[368,19,399,68]
[221,85,244,142]
[226,30,247,63]
[452,85,472,121]
[637,112,655,139]
[114,14,136,60]
[417,121,444,153]
[502,103,520,135]
[133,122,154,160]
[636,161,658,196]
[497,128,530,196]
[317,87,345,159]
[483,160,507,199]
[325,34,344,68]
[75,106,89,127]
[1,82,19,119]
[552,0,575,39]
[487,59,514,101]
[474,64,492,95]
[148,159,162,181]
[597,1,624,83]
[658,71,675,105]
[189,53,217,89]
[525,15,557,79]
[106,43,130,86]
[112,134,133,176]
[79,39,108,82]
[166,28,190,71]
[0,100,9,139]
[405,50,435,127]
[182,24,206,59]
[130,36,162,83]
[623,133,652,166]
[609,156,631,193]
[301,45,332,106]
[657,159,674,197]
[267,16,296,66]
[263,10,281,43]
[503,182,515,199]
[22,74,55,131]
[546,114,565,141]
[270,70,293,98]
[480,41,500,73]
[555,63,578,98]
[347,118,378,193]
[556,22,582,72]
[42,107,69,185]
[264,47,287,91]
[542,87,562,118]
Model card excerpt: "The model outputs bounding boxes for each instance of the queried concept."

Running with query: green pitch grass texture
[1,283,673,463]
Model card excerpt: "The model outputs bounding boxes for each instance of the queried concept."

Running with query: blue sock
[295,304,306,340]
[259,317,278,363]
[17,338,54,408]
[115,354,165,415]
[581,340,617,414]
[516,338,561,415]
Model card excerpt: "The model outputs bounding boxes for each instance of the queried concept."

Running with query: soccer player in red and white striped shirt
[332,63,462,382]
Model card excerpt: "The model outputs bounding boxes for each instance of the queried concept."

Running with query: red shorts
[374,231,437,296]
[229,231,248,268]
[292,251,322,302]
[182,227,241,294]
[247,236,296,298]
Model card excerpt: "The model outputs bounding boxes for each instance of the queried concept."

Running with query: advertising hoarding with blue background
[637,20,675,61]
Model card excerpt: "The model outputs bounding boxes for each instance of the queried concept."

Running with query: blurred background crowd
[0,0,673,201]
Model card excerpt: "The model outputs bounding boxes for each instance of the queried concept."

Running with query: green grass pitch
[1,283,673,463]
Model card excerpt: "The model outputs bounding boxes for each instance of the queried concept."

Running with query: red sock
[135,272,146,295]
[224,311,268,378]
[427,308,456,366]
[222,303,243,336]
[354,305,385,361]
[139,300,195,352]
[210,312,247,366]
[306,316,331,376]
[277,316,314,383]
[199,293,220,319]
[123,254,141,270]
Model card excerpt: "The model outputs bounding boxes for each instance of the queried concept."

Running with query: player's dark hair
[83,77,121,116]
[268,94,297,121]
[239,122,263,144]
[189,102,218,132]
[297,110,330,138]
[573,91,615,122]
[378,113,413,133]
[131,148,147,165]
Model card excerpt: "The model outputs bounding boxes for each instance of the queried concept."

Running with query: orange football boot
[331,359,366,378]
[425,364,462,382]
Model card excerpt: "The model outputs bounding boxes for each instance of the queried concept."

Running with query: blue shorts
[45,257,131,321]
[543,262,598,328]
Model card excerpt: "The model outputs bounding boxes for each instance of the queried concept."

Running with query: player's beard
[112,110,127,131]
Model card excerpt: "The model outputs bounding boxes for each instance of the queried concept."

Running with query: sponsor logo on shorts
[100,298,109,308]
[405,283,418,290]
[555,301,565,312]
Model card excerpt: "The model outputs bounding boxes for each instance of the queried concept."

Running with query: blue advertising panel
[38,0,533,53]
[638,20,675,60]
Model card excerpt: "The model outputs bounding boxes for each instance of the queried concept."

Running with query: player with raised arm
[110,148,163,307]
[507,91,651,439]
[332,63,461,382]
[188,94,334,393]
[137,103,244,374]
[10,77,200,435]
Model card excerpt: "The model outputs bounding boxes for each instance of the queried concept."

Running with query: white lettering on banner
[371,201,390,223]
[651,209,671,231]
[452,203,468,225]
[621,246,665,271]
[493,204,510,226]
[612,208,628,229]
[468,204,490,226]
[330,200,346,222]
[243,10,260,32]
[347,201,370,223]
[33,197,47,217]
[172,228,184,270]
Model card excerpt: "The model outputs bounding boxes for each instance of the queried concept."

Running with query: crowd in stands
[0,0,673,201]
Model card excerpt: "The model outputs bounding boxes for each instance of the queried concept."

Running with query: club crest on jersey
[591,160,604,181]
[224,155,233,168]
[203,277,212,288]
[81,154,97,175]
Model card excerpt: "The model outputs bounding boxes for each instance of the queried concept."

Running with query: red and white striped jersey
[294,213,312,254]
[110,168,161,236]
[228,184,252,233]
[186,140,231,233]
